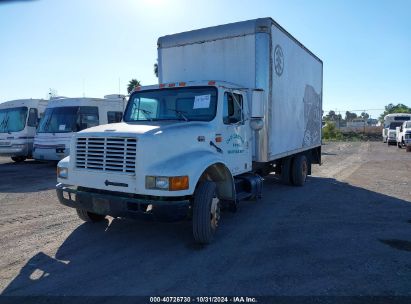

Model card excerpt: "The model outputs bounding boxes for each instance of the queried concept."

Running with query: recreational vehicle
[0,99,48,162]
[34,95,125,161]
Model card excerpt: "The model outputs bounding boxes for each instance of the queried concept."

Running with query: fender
[147,150,235,199]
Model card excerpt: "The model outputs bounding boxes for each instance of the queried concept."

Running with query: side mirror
[251,89,265,118]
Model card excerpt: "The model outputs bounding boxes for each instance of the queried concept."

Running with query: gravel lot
[0,142,410,296]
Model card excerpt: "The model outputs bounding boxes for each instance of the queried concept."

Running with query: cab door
[219,90,251,175]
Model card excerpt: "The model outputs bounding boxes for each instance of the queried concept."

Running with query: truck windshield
[124,87,217,122]
[38,106,99,133]
[0,107,28,133]
[389,122,403,130]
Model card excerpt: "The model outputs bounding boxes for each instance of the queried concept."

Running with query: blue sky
[0,0,410,119]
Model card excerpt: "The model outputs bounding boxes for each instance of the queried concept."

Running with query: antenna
[118,78,121,95]
[82,79,85,98]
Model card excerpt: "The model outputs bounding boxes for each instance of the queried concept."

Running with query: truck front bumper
[56,183,190,221]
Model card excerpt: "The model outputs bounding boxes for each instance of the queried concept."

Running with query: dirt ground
[0,142,410,296]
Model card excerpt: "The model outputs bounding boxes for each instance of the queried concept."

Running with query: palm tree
[127,79,141,94]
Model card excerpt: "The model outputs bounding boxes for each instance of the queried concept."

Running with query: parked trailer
[34,95,126,161]
[0,99,48,162]
[382,113,411,145]
[56,18,323,243]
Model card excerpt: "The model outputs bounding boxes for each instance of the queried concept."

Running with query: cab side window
[107,111,123,123]
[223,92,243,124]
[27,108,38,127]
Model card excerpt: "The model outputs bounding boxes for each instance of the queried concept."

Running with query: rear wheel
[292,155,308,186]
[76,209,106,222]
[192,181,220,244]
[398,142,402,148]
[280,157,293,185]
[11,156,26,163]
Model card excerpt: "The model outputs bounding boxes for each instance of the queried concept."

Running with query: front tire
[11,156,26,163]
[292,155,308,186]
[76,209,105,222]
[192,181,220,244]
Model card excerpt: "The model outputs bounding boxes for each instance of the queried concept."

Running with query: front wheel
[192,181,220,244]
[398,142,402,148]
[292,155,308,186]
[76,209,106,222]
[11,156,26,163]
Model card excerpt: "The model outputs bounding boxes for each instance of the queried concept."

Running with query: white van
[34,95,126,161]
[0,99,48,162]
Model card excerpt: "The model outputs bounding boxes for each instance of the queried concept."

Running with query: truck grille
[76,137,137,173]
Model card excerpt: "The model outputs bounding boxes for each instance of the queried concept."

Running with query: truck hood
[78,121,210,137]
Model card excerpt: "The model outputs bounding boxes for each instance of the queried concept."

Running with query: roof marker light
[208,81,216,85]
[179,82,186,87]
[168,83,176,88]
[159,84,166,89]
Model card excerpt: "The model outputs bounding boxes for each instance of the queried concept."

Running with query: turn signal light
[170,176,189,191]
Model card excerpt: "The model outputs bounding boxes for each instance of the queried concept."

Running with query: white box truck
[0,99,48,162]
[382,113,411,144]
[34,95,126,161]
[396,120,411,151]
[56,18,323,243]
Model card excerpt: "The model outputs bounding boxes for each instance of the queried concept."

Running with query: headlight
[146,176,189,191]
[57,167,68,179]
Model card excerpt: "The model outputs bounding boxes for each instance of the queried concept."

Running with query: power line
[323,109,384,114]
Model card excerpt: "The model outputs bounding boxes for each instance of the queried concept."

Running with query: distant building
[347,118,366,128]
[367,118,378,126]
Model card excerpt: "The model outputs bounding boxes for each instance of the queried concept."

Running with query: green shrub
[322,123,342,140]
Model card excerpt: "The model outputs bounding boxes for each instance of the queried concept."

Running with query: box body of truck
[158,17,323,163]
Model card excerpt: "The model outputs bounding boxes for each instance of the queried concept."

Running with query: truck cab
[56,81,262,239]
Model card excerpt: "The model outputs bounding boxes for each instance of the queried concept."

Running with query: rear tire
[280,157,293,185]
[192,181,220,244]
[76,209,105,222]
[11,156,26,162]
[398,142,402,148]
[292,155,308,186]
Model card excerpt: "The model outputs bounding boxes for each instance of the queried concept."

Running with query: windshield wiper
[168,109,189,122]
[139,109,153,121]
